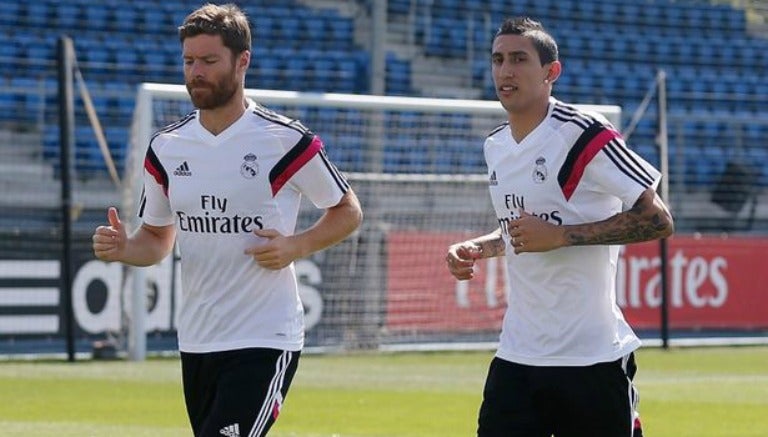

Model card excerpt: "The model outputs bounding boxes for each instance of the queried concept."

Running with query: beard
[186,70,239,110]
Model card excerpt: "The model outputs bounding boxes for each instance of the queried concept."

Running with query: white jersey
[484,97,660,366]
[139,100,349,353]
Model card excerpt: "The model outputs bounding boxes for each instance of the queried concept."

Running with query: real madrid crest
[532,156,547,183]
[240,153,259,179]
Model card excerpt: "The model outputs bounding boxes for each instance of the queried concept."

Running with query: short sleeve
[586,136,661,209]
[138,145,175,226]
[289,139,350,209]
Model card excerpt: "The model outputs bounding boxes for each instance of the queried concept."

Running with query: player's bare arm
[92,207,176,266]
[508,188,673,254]
[246,190,363,270]
[470,228,506,258]
[563,187,674,246]
[446,228,505,280]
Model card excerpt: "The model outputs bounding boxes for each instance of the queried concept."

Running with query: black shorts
[180,347,300,437]
[478,353,643,437]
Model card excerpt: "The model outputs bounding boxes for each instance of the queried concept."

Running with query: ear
[544,60,562,84]
[238,50,251,72]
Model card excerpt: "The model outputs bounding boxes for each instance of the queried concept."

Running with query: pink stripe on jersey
[144,156,168,196]
[561,129,620,200]
[270,136,323,196]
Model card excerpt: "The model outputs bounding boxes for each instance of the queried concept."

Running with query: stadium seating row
[1,0,766,187]
[410,0,745,34]
[421,15,765,65]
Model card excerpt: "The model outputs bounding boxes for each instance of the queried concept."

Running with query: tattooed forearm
[477,234,506,258]
[471,228,506,258]
[564,189,674,247]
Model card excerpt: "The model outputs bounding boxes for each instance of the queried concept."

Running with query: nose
[186,59,205,78]
[499,60,515,77]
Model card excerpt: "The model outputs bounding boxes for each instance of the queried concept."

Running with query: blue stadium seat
[700,146,729,186]
[75,125,102,173]
[82,48,112,78]
[386,54,412,95]
[334,57,359,93]
[384,135,430,173]
[328,134,365,173]
[0,76,14,123]
[575,1,597,20]
[104,82,135,119]
[725,9,747,33]
[54,3,81,29]
[308,57,336,92]
[26,42,54,74]
[253,57,282,89]
[276,17,301,41]
[743,124,763,142]
[24,3,50,27]
[168,7,189,29]
[43,125,61,163]
[111,6,137,33]
[252,16,274,39]
[660,5,683,29]
[684,145,713,187]
[0,38,19,62]
[303,17,327,44]
[84,5,110,31]
[328,19,354,48]
[141,9,168,33]
[105,126,130,168]
[0,2,19,26]
[10,77,43,121]
[684,7,707,29]
[595,2,620,22]
[388,0,412,15]
[743,146,768,185]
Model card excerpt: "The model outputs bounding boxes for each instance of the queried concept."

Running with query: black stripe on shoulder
[551,102,597,130]
[149,111,196,145]
[557,121,605,187]
[251,105,311,135]
[487,122,508,138]
[268,133,315,185]
[138,187,147,217]
[318,147,350,193]
[603,139,655,187]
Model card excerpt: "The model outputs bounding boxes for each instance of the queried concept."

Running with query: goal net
[125,83,621,353]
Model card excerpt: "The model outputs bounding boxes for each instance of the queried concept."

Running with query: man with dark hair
[446,17,673,437]
[92,4,362,436]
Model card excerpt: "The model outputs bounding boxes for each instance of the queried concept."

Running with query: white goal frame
[124,83,622,360]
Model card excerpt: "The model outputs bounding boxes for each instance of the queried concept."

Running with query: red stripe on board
[561,129,620,200]
[270,136,323,196]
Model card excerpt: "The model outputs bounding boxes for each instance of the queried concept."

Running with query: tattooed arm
[508,188,674,254]
[564,187,674,246]
[446,228,506,281]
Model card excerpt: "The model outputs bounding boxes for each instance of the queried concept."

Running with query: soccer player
[92,4,362,436]
[445,17,673,437]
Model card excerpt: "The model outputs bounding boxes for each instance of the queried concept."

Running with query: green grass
[0,346,766,436]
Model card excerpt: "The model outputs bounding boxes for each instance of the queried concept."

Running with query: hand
[92,207,127,262]
[508,209,565,254]
[446,241,482,280]
[244,228,300,270]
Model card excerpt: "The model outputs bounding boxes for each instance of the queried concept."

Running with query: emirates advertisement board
[385,232,768,332]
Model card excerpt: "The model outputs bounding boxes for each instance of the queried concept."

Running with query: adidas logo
[219,423,240,437]
[174,161,192,176]
[489,170,498,186]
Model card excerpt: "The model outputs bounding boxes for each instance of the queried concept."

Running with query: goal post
[124,83,621,357]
